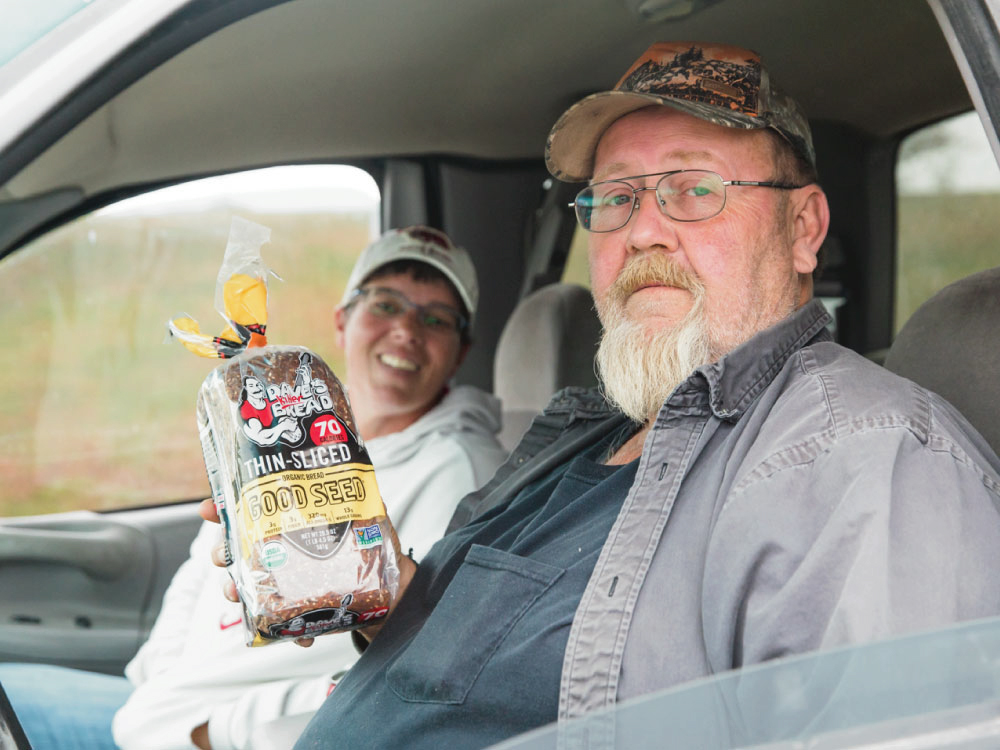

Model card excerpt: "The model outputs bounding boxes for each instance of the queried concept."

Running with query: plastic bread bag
[168,217,399,646]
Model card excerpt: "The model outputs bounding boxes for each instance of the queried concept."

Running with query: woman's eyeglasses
[347,287,468,335]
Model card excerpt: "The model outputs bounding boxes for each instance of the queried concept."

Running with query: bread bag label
[231,352,384,560]
[198,346,398,646]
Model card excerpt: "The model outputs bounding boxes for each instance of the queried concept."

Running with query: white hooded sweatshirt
[112,385,506,750]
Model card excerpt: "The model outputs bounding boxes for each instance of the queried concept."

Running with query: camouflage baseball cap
[545,42,815,182]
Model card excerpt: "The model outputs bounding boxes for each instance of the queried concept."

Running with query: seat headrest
[493,283,602,450]
[884,266,1000,452]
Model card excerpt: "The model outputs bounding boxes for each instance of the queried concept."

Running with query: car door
[0,0,207,677]
[0,0,386,677]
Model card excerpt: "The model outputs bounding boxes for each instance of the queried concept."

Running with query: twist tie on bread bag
[168,217,274,358]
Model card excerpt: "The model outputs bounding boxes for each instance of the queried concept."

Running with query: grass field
[0,209,373,515]
[896,193,1000,327]
[1,193,998,517]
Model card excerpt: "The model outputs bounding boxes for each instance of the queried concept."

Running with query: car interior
[1,0,999,746]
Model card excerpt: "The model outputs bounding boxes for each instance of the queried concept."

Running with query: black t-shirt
[295,432,638,750]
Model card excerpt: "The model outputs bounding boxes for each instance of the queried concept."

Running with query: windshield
[0,0,92,67]
[490,615,1000,749]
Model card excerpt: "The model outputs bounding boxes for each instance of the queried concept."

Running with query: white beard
[596,294,711,423]
[595,255,711,423]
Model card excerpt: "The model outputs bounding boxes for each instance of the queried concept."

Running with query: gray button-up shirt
[455,299,1000,723]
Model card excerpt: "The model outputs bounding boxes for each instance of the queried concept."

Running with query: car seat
[493,282,602,451]
[883,266,1000,453]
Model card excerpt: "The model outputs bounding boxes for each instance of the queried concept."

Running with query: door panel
[0,503,201,675]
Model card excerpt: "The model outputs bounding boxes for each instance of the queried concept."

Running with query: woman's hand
[191,721,211,750]
[199,499,239,604]
[198,497,416,646]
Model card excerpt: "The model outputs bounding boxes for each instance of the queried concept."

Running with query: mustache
[607,253,704,304]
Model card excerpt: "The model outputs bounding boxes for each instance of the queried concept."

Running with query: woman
[2,226,507,750]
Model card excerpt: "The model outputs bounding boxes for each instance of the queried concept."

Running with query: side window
[896,111,1000,332]
[0,165,379,516]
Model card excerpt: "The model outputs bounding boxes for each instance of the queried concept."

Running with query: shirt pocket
[386,543,564,704]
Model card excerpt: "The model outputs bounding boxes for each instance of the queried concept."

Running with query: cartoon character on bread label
[279,616,308,638]
[239,375,303,446]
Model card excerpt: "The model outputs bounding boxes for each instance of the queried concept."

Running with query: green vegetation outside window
[896,112,1000,332]
[0,165,379,516]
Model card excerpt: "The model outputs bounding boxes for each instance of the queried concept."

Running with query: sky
[897,111,1000,195]
[98,164,381,216]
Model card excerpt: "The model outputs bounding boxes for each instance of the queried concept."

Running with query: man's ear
[789,185,830,276]
[334,306,348,350]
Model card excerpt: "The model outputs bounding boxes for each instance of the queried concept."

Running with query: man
[217,43,1000,749]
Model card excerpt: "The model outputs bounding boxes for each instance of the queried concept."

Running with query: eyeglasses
[570,170,806,233]
[347,286,468,335]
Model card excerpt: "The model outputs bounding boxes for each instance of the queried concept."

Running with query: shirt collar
[692,298,833,421]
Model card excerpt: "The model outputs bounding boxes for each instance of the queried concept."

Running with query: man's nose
[625,187,680,254]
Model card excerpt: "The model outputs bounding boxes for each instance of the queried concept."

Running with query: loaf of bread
[197,345,398,646]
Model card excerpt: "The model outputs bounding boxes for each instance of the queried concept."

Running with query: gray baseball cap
[340,225,479,328]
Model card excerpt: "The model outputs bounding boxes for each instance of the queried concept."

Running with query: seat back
[493,283,602,451]
[884,266,1000,453]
